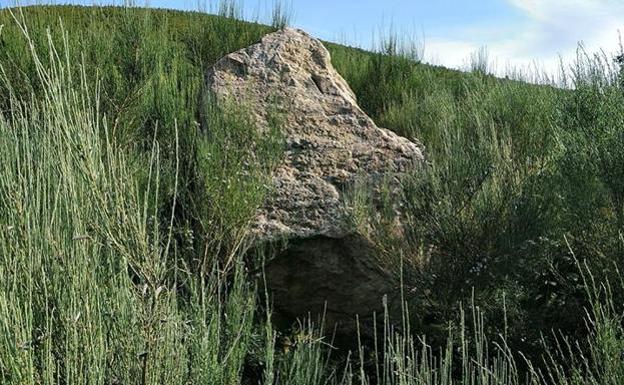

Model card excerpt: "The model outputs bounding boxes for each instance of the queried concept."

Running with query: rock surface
[205,28,425,337]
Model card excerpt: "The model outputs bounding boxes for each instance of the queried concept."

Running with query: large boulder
[205,28,425,338]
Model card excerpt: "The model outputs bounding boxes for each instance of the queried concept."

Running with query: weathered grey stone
[205,28,424,338]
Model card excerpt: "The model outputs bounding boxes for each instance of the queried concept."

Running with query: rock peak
[206,28,424,241]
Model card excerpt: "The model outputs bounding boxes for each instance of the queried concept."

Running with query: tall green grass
[329,31,624,361]
[0,7,275,384]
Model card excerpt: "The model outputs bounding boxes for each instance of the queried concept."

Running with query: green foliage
[328,16,624,363]
[0,6,279,384]
[195,96,284,270]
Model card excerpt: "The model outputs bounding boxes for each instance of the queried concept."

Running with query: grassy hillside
[2,4,624,384]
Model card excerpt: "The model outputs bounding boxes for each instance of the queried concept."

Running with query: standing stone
[205,28,425,339]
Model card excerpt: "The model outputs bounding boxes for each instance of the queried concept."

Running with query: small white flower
[155,286,165,299]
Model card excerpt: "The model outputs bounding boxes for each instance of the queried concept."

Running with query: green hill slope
[2,5,624,384]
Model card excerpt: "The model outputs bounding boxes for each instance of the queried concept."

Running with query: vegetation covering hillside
[2,4,624,384]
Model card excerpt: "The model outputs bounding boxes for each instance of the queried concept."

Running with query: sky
[6,0,624,78]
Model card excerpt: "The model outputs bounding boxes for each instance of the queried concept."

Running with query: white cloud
[423,0,624,81]
[424,39,480,68]
[507,0,624,53]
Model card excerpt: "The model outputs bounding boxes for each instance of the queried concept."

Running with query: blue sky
[7,0,624,77]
